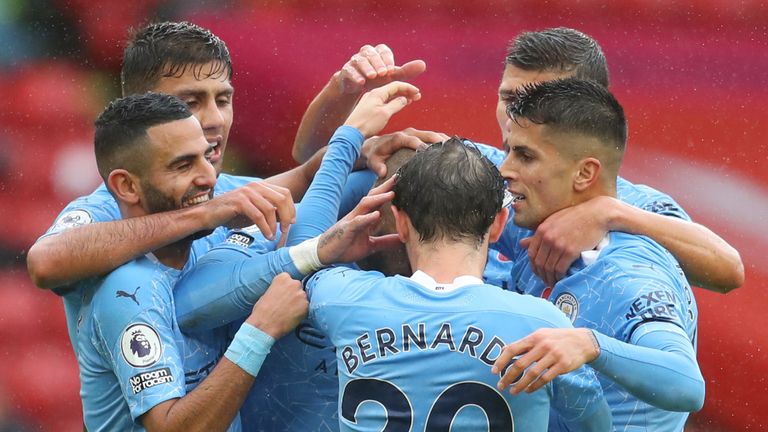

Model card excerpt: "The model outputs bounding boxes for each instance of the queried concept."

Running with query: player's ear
[107,169,142,205]
[391,205,410,244]
[574,157,601,192]
[488,207,509,243]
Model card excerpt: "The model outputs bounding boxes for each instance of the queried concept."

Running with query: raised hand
[317,176,401,264]
[361,128,450,177]
[339,44,426,95]
[344,82,422,138]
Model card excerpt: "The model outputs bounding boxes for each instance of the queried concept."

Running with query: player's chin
[513,214,537,231]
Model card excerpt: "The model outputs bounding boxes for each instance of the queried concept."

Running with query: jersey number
[341,378,513,431]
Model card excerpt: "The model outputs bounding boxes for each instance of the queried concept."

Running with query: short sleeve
[617,178,691,221]
[42,184,120,238]
[605,269,688,343]
[93,270,186,420]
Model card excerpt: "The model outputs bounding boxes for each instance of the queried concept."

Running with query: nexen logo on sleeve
[130,367,174,394]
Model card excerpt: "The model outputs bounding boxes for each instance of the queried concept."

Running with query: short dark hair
[392,137,504,246]
[506,78,627,168]
[121,21,232,96]
[94,92,192,182]
[506,27,609,87]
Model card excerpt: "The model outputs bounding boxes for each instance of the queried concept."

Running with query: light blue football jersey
[75,227,245,431]
[169,126,366,432]
[306,268,611,431]
[44,173,259,354]
[473,142,692,292]
[512,231,699,431]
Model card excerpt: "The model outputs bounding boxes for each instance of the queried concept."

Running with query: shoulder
[92,258,175,320]
[617,176,690,220]
[44,184,119,236]
[601,232,683,279]
[481,287,574,329]
[306,266,385,302]
[575,233,690,320]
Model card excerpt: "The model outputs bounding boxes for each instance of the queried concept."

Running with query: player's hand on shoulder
[317,176,400,264]
[344,82,421,138]
[492,328,600,395]
[203,182,296,241]
[523,196,615,286]
[338,44,426,95]
[361,128,449,177]
[246,273,307,339]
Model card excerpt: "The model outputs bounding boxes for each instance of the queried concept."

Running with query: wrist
[174,203,216,232]
[585,329,601,362]
[224,322,275,377]
[599,196,626,232]
[288,237,323,275]
[331,71,364,98]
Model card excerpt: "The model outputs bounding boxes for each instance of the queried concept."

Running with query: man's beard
[141,180,214,242]
[142,180,179,214]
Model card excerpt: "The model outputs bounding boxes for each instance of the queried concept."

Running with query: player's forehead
[498,65,571,93]
[152,62,234,96]
[508,119,549,150]
[145,117,208,160]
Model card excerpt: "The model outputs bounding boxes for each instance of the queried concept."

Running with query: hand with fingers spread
[339,44,426,95]
[317,176,401,264]
[344,81,422,138]
[203,182,296,240]
[361,128,450,177]
[492,328,600,395]
[522,196,613,287]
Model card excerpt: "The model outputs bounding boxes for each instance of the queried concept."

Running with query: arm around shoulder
[27,205,216,289]
[589,323,705,412]
[607,198,744,293]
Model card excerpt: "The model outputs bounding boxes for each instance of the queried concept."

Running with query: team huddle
[26,22,744,431]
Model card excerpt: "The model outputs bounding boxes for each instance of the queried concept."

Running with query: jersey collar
[410,270,484,293]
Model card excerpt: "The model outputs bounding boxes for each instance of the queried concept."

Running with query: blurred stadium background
[0,0,765,430]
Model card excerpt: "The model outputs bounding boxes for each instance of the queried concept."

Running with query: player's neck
[406,240,486,284]
[152,241,192,270]
[120,205,191,269]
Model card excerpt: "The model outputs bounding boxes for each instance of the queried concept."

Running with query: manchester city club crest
[554,292,579,322]
[120,323,163,368]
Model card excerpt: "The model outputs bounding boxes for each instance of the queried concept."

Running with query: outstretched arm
[177,180,399,331]
[522,195,744,293]
[27,182,295,289]
[493,323,704,412]
[292,43,426,163]
[176,82,419,331]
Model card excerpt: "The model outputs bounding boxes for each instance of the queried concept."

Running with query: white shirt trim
[580,235,611,266]
[410,270,484,293]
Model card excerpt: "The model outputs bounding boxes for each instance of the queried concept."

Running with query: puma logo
[116,287,141,306]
